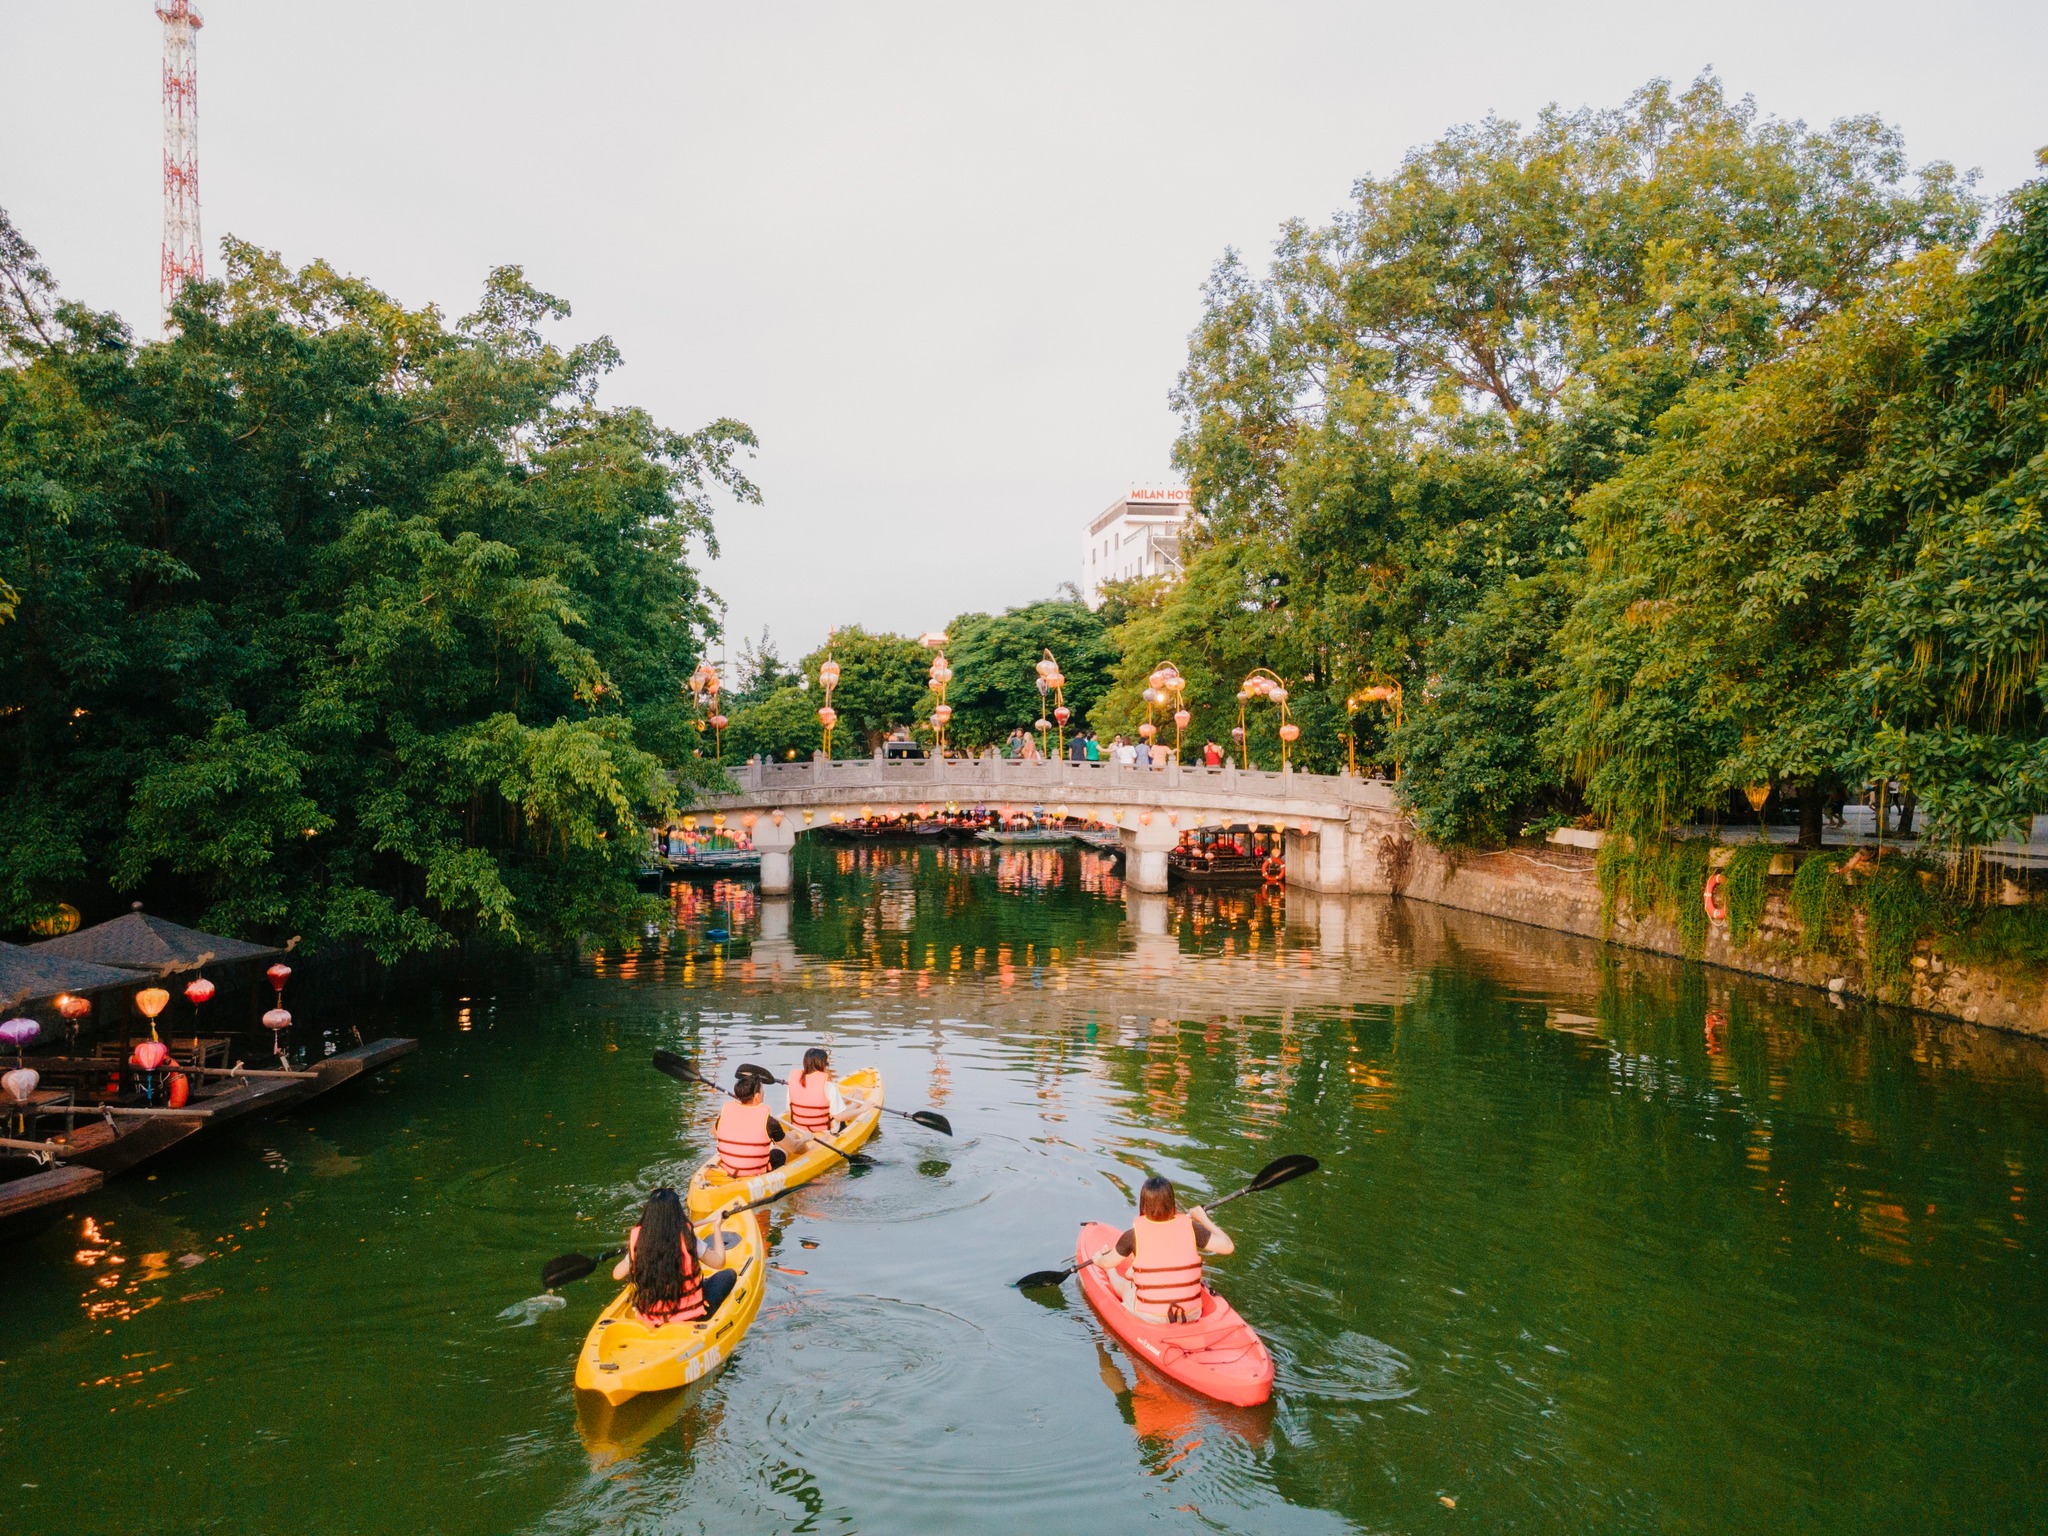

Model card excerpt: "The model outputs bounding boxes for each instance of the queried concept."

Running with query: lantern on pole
[1240,669,1295,768]
[135,986,171,1042]
[1345,682,1404,778]
[928,651,955,753]
[817,643,842,757]
[1035,650,1068,757]
[1143,663,1189,756]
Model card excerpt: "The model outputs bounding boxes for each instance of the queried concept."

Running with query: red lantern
[1280,722,1301,742]
[184,977,216,1006]
[55,993,92,1022]
[1053,706,1070,725]
[818,706,837,729]
[266,964,292,994]
[131,1040,171,1071]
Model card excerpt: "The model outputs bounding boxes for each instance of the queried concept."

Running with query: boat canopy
[32,906,283,975]
[0,941,141,1010]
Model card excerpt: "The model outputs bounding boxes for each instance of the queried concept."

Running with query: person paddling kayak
[1089,1174,1235,1324]
[610,1187,735,1326]
[784,1047,875,1136]
[715,1069,792,1174]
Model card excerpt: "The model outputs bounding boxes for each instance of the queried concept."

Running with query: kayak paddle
[650,1049,875,1168]
[1013,1153,1320,1289]
[736,1060,953,1136]
[539,1184,801,1291]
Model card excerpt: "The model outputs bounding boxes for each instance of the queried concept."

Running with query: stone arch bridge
[685,756,1414,895]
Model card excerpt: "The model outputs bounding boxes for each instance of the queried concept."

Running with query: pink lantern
[1053,706,1070,725]
[263,1008,292,1032]
[709,714,728,731]
[819,660,840,688]
[1173,709,1191,730]
[1280,722,1301,742]
[1271,687,1289,705]
[1138,722,1157,739]
[3,1067,38,1103]
[933,704,953,725]
[0,1018,40,1049]
[131,1040,170,1071]
[818,706,837,729]
[1047,671,1065,689]
[1035,718,1052,732]
[56,993,91,1022]
[1231,725,1246,740]
[185,976,216,1006]
[741,814,758,831]
[266,963,292,994]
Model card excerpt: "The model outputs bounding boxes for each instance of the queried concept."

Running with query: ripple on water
[750,1292,1134,1504]
[1268,1328,1413,1402]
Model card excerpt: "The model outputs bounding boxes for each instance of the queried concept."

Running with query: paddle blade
[651,1049,697,1086]
[909,1109,953,1135]
[541,1253,598,1290]
[1014,1265,1075,1290]
[737,1061,781,1084]
[1249,1153,1320,1191]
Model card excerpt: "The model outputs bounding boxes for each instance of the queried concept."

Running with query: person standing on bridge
[1203,739,1223,767]
[1085,731,1102,763]
[1068,731,1088,763]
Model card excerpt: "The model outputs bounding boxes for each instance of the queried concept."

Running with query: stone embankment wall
[1334,808,2048,1040]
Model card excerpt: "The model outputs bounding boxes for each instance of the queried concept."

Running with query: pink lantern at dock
[263,1007,293,1065]
[3,1067,37,1104]
[131,1039,170,1072]
[2,1017,39,1070]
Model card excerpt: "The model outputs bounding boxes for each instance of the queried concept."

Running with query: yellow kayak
[685,1066,884,1220]
[573,1204,766,1407]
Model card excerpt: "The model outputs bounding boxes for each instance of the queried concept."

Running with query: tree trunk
[1896,790,1918,839]
[1798,782,1825,849]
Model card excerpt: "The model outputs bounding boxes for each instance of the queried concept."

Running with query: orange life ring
[1261,856,1285,885]
[1703,871,1727,923]
[166,1072,190,1108]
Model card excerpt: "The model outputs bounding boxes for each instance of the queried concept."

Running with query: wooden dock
[1,1036,418,1240]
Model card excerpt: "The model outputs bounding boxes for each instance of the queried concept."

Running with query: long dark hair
[630,1187,697,1305]
[799,1047,830,1086]
[1139,1175,1177,1221]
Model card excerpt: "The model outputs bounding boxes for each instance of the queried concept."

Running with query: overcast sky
[5,1,2044,663]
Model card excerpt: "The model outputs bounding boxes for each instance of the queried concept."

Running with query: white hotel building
[1080,487,1191,608]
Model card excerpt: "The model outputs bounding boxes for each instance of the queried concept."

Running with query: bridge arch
[683,756,1409,895]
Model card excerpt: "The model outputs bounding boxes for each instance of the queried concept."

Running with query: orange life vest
[715,1098,773,1177]
[787,1070,833,1133]
[1131,1213,1205,1321]
[627,1222,705,1325]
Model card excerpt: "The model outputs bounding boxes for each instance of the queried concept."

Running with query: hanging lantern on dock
[185,976,216,1006]
[3,1067,38,1103]
[131,1039,170,1071]
[266,964,292,996]
[55,994,91,1023]
[135,987,171,1041]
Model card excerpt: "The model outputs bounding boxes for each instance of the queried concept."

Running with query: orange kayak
[1073,1221,1274,1407]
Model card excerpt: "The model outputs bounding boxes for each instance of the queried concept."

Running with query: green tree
[0,222,756,957]
[940,597,1117,748]
[799,626,927,752]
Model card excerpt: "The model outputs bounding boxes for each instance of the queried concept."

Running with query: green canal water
[5,842,2047,1534]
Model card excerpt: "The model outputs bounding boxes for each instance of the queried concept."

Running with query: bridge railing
[699,754,1399,812]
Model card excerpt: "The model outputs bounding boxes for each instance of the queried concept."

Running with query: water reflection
[5,844,2047,1535]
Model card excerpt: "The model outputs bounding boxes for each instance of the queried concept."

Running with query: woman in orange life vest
[713,1069,794,1176]
[782,1047,874,1137]
[609,1187,737,1326]
[1090,1174,1235,1324]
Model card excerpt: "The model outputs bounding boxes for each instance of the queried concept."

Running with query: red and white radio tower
[157,0,204,328]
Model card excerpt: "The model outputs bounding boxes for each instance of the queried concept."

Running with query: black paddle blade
[651,1049,697,1086]
[1015,1265,1075,1290]
[909,1109,953,1136]
[542,1252,598,1290]
[1249,1153,1320,1190]
[737,1061,780,1084]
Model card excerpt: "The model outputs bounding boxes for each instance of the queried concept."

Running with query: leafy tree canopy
[0,221,756,957]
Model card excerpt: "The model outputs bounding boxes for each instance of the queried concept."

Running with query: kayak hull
[1074,1221,1274,1408]
[685,1067,883,1220]
[574,1204,766,1407]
